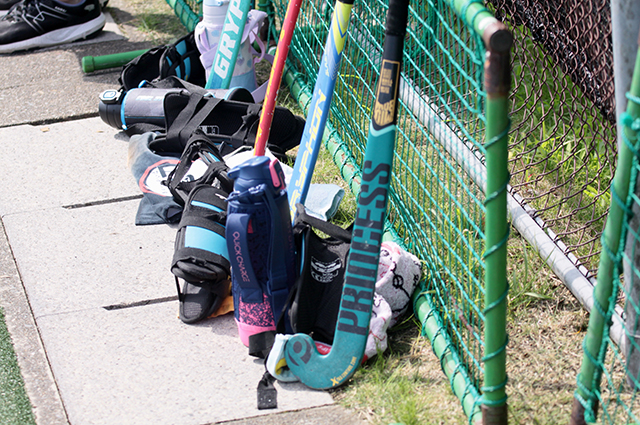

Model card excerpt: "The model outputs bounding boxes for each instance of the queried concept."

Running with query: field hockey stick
[253,0,304,157]
[205,0,252,89]
[286,0,355,221]
[283,0,410,389]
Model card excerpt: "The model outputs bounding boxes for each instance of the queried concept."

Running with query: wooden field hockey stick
[253,0,304,156]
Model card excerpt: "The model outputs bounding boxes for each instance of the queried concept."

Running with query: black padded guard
[171,185,230,288]
[165,131,233,206]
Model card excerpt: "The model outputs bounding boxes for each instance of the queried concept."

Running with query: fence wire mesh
[282,0,490,386]
[572,91,640,424]
[263,0,511,419]
[166,0,202,30]
[488,0,617,278]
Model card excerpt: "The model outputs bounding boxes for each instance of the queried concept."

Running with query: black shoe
[0,0,105,53]
[0,0,19,16]
[1,0,107,16]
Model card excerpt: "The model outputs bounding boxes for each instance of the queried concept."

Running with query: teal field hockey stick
[283,0,410,389]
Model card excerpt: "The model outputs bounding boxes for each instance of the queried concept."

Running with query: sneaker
[0,0,19,16]
[1,0,107,16]
[0,0,105,53]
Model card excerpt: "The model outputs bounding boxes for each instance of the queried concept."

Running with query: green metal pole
[165,0,201,31]
[481,21,512,425]
[81,49,149,73]
[447,0,513,55]
[570,34,640,425]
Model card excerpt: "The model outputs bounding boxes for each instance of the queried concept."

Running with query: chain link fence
[488,0,617,278]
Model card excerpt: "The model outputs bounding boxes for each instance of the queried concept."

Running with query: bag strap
[179,101,263,157]
[225,204,263,303]
[180,95,228,142]
[165,92,215,147]
[228,103,262,153]
[292,203,353,243]
[263,188,292,331]
[165,130,232,205]
[165,90,259,155]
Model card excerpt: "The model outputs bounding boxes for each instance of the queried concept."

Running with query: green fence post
[165,0,201,31]
[570,30,640,425]
[481,21,512,425]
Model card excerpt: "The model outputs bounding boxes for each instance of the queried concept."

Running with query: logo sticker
[373,59,400,128]
[138,158,208,196]
[310,256,342,283]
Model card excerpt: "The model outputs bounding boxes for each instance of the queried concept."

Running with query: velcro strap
[171,185,231,286]
[166,132,230,205]
[249,331,275,359]
[257,371,277,410]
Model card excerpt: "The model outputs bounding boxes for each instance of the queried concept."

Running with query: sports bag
[247,203,351,362]
[287,203,352,344]
[119,32,207,91]
[262,205,423,381]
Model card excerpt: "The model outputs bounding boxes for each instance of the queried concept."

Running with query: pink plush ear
[363,294,391,362]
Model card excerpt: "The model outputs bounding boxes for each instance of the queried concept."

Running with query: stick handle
[285,0,354,216]
[254,0,303,156]
[284,0,410,390]
[81,49,149,73]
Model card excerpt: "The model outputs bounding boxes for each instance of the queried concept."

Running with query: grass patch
[506,294,587,424]
[110,0,188,44]
[332,238,588,424]
[333,320,470,425]
[508,233,556,312]
[0,308,35,425]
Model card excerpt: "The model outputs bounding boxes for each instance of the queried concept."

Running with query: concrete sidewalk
[0,3,365,425]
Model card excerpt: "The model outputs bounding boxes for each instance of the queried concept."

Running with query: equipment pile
[97,0,420,408]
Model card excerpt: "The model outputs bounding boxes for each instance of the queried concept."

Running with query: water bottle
[226,156,296,346]
[194,0,257,92]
